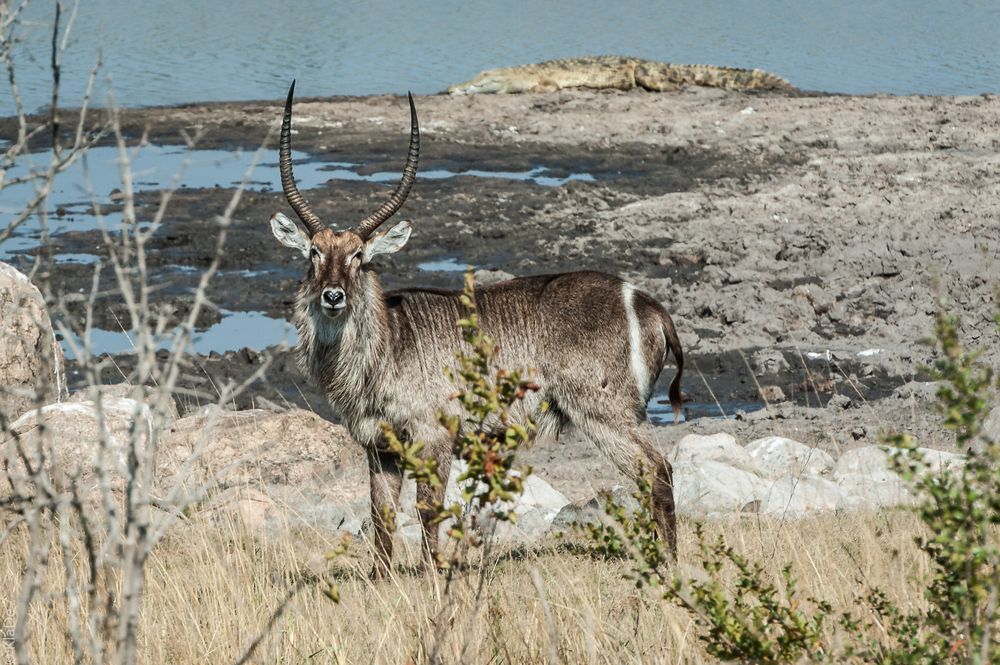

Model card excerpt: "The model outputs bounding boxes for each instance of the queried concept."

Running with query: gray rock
[0,263,65,422]
[827,394,853,410]
[982,405,1000,448]
[160,408,367,532]
[550,485,640,531]
[751,349,790,375]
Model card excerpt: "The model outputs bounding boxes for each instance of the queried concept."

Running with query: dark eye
[351,250,362,262]
[310,247,320,260]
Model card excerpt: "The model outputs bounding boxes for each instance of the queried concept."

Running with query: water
[416,168,594,188]
[647,394,763,425]
[58,310,296,360]
[417,257,469,273]
[5,0,1000,116]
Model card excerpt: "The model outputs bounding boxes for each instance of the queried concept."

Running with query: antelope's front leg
[367,448,403,580]
[416,444,452,573]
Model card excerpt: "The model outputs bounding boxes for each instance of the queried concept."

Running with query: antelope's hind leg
[368,448,404,580]
[573,414,678,559]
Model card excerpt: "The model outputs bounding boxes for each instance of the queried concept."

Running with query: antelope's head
[271,81,418,319]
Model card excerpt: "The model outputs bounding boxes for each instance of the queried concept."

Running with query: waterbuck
[269,83,684,578]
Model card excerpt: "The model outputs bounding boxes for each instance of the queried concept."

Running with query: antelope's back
[385,271,667,400]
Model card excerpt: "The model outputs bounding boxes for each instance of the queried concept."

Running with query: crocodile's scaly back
[447,56,795,94]
[447,56,638,94]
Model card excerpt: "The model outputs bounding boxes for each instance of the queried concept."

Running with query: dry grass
[0,508,931,664]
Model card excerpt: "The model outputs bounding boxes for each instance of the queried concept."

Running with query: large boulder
[834,472,913,510]
[834,446,892,474]
[2,396,154,495]
[833,446,912,509]
[68,382,179,424]
[159,407,367,532]
[835,445,964,478]
[745,436,835,479]
[0,263,64,423]
[758,475,847,516]
[672,432,760,474]
[673,460,770,517]
[914,447,966,474]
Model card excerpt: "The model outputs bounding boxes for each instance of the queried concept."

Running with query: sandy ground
[6,87,997,500]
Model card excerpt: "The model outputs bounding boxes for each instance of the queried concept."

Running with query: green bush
[585,306,1000,663]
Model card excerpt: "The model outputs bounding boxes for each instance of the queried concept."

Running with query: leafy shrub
[585,306,1000,663]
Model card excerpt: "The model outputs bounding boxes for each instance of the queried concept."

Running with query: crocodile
[446,55,795,94]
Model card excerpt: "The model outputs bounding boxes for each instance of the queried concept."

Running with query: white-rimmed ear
[270,212,311,257]
[363,220,412,263]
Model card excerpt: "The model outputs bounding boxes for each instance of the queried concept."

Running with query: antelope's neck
[294,271,390,419]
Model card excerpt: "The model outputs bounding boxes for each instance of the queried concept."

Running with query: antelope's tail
[660,310,684,424]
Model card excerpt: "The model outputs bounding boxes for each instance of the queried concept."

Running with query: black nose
[322,287,345,308]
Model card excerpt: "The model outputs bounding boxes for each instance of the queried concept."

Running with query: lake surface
[5,0,999,115]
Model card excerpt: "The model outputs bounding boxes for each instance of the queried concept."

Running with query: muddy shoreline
[5,87,996,476]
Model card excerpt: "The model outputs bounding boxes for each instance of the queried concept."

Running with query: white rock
[69,382,179,425]
[833,445,917,509]
[983,406,1000,446]
[745,436,835,479]
[835,445,964,480]
[834,444,969,510]
[3,397,153,494]
[672,432,759,473]
[759,475,847,516]
[834,445,893,477]
[399,461,569,543]
[835,471,913,510]
[915,447,966,474]
[473,268,515,286]
[673,460,770,517]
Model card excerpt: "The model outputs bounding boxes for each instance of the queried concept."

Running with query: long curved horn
[354,92,419,240]
[279,80,324,236]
